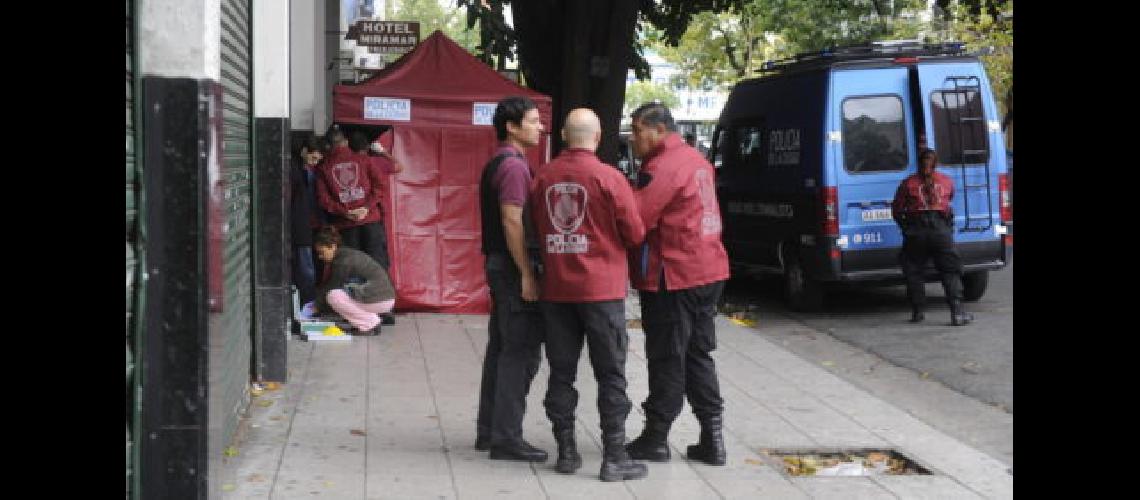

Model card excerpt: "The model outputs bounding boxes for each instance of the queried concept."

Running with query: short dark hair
[493,96,537,141]
[919,148,938,163]
[297,134,323,157]
[349,131,370,153]
[314,226,342,247]
[631,102,677,132]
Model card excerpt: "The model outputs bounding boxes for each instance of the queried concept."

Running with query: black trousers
[899,213,963,310]
[638,279,726,425]
[541,300,631,438]
[340,220,391,270]
[476,252,545,444]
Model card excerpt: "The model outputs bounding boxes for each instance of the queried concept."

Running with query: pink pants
[325,289,395,331]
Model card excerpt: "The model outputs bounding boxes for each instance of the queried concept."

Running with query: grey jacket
[315,247,395,310]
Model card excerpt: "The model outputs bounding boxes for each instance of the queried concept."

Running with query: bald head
[561,108,602,150]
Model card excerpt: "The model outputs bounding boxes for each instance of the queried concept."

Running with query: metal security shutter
[125,0,141,497]
[219,0,254,447]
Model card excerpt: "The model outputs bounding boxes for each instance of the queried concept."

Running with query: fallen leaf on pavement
[264,382,282,391]
[247,474,266,483]
[627,319,642,329]
[821,361,835,367]
[223,446,239,457]
[350,429,367,436]
[221,484,236,492]
[744,458,764,465]
[269,415,284,421]
[920,372,930,379]
[257,399,273,408]
[729,312,757,327]
[961,361,981,374]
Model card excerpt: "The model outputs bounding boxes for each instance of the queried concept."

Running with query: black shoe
[601,434,648,482]
[951,312,974,326]
[381,314,396,326]
[686,416,726,466]
[475,435,491,451]
[909,311,925,323]
[625,420,671,462]
[489,439,548,462]
[351,325,381,336]
[554,429,582,474]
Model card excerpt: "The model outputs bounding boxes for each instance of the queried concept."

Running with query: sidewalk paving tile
[222,312,1012,500]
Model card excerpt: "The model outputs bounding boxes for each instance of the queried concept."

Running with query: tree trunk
[512,0,640,165]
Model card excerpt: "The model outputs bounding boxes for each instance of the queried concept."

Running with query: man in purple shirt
[475,96,549,462]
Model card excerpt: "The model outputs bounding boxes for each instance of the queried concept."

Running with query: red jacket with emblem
[529,148,645,302]
[891,171,955,220]
[631,133,729,292]
[314,145,385,229]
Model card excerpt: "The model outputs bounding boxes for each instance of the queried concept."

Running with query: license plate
[861,208,892,222]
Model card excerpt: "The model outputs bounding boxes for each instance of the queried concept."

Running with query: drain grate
[760,448,933,477]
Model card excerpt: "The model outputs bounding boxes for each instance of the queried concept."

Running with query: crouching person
[312,226,396,336]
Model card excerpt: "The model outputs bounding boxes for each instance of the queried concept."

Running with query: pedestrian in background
[289,135,327,304]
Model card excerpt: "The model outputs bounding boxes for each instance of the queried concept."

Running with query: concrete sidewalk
[221,311,1012,499]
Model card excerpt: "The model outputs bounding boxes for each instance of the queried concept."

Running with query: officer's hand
[520,274,539,302]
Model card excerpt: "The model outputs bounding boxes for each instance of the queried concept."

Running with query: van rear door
[916,61,1007,244]
[829,67,915,266]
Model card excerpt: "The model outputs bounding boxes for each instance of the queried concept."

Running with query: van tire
[962,271,988,302]
[783,250,823,312]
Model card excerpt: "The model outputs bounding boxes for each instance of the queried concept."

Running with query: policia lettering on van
[710,41,1011,311]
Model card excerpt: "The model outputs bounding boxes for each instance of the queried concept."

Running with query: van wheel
[962,271,989,302]
[783,250,823,312]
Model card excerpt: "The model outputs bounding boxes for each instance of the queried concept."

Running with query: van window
[930,90,989,165]
[842,96,908,173]
[735,125,765,169]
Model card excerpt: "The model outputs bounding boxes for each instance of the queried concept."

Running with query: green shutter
[219,0,254,448]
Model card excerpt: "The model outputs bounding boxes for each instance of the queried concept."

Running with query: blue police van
[710,41,1012,311]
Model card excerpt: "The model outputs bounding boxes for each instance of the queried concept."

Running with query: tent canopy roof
[335,30,550,106]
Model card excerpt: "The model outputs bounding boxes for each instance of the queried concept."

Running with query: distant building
[624,50,727,146]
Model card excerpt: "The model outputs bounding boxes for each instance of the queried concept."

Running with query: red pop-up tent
[333,30,552,313]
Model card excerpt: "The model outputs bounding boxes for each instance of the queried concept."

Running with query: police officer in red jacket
[891,148,973,326]
[530,108,648,482]
[315,128,389,268]
[624,102,731,466]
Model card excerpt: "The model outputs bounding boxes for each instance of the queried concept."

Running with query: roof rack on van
[756,40,968,75]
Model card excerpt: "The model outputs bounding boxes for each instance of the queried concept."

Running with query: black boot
[553,429,582,474]
[949,301,973,326]
[474,434,491,451]
[686,416,726,466]
[489,438,548,462]
[625,419,671,462]
[909,307,925,323]
[601,433,648,482]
